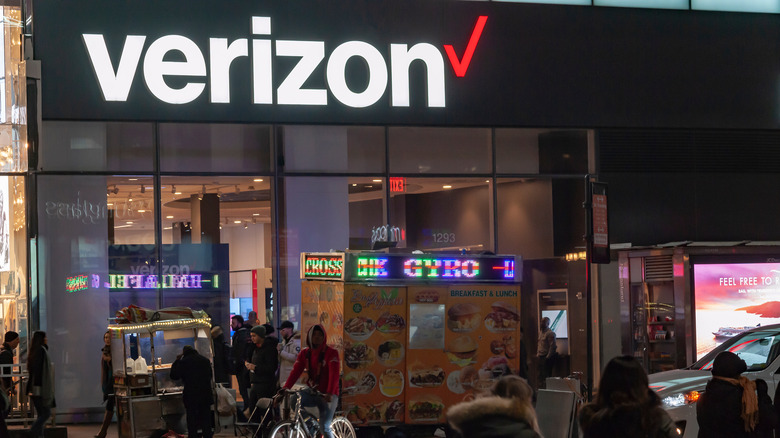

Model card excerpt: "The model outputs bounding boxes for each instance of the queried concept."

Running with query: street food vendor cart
[109,307,215,438]
[300,251,522,435]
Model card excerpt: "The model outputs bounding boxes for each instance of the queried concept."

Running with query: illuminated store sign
[301,253,345,280]
[65,273,220,291]
[82,14,488,108]
[344,253,518,282]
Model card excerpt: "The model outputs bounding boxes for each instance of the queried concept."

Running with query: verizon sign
[34,0,780,128]
[83,15,486,108]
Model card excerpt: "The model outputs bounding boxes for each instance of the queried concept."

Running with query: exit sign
[390,177,406,193]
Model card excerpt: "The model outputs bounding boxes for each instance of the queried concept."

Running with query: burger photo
[446,335,478,365]
[484,301,519,332]
[409,363,445,387]
[447,303,481,332]
[408,396,445,421]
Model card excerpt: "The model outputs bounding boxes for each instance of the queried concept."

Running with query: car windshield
[692,328,780,372]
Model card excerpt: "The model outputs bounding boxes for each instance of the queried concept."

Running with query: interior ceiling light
[166,215,174,219]
[244,223,248,229]
[253,213,260,216]
[443,185,452,189]
[372,179,382,182]
[234,220,241,224]
[128,192,133,201]
[253,178,263,182]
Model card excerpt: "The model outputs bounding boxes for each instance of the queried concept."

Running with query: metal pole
[584,174,594,401]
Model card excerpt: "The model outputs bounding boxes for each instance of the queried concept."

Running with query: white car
[648,324,780,438]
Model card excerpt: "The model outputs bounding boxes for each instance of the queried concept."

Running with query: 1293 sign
[432,232,456,243]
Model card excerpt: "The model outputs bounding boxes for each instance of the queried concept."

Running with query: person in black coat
[210,326,230,387]
[697,351,776,438]
[244,325,278,421]
[170,345,214,438]
[579,355,677,438]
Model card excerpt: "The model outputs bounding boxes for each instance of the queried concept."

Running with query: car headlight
[662,391,701,408]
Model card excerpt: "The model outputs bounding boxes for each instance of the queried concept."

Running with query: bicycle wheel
[269,420,304,438]
[330,416,356,438]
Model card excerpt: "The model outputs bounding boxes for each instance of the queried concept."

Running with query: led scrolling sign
[301,253,519,282]
[65,273,220,293]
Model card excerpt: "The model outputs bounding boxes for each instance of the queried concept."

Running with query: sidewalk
[7,422,238,438]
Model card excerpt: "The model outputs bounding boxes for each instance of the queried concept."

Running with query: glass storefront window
[389,127,492,174]
[496,178,555,259]
[389,177,492,252]
[279,176,385,323]
[160,123,272,173]
[283,126,385,173]
[39,122,154,172]
[107,176,155,245]
[159,176,272,329]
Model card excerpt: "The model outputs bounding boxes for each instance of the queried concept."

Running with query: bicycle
[269,388,356,438]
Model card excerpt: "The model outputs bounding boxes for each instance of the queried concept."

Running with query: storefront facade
[26,0,780,417]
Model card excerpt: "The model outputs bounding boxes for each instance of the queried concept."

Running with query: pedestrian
[447,375,541,438]
[279,324,340,438]
[0,331,19,437]
[277,321,301,387]
[244,325,278,421]
[95,330,114,438]
[536,316,556,389]
[27,331,54,438]
[211,325,231,387]
[697,351,776,438]
[247,311,259,327]
[170,345,214,438]
[579,355,677,438]
[230,315,251,419]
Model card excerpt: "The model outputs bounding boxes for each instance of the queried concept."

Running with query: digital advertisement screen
[542,310,568,339]
[694,263,780,359]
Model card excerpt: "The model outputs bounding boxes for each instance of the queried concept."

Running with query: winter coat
[211,331,231,385]
[249,336,279,395]
[0,343,14,391]
[579,399,677,438]
[283,324,340,396]
[170,348,214,407]
[447,396,541,438]
[278,331,301,386]
[27,346,55,408]
[231,326,250,375]
[697,377,775,438]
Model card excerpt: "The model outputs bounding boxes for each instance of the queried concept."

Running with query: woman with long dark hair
[27,331,54,438]
[579,355,677,438]
[95,330,113,438]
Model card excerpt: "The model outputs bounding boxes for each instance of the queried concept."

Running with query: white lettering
[390,43,445,107]
[209,38,248,103]
[83,34,146,101]
[252,16,273,104]
[143,35,207,104]
[276,40,327,105]
[327,41,387,108]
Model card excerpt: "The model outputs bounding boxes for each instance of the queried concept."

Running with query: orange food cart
[299,251,522,434]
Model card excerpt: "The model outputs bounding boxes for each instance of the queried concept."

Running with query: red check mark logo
[444,15,487,78]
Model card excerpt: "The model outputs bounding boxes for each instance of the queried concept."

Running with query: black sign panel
[34,0,780,129]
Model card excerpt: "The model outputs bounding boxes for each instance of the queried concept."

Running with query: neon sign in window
[303,255,344,279]
[64,273,220,291]
[357,258,389,277]
[66,275,89,293]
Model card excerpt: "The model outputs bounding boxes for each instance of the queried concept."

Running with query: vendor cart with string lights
[108,306,215,438]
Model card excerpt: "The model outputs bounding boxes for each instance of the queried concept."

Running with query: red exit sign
[390,177,406,193]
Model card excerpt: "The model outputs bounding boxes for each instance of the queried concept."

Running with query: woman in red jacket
[281,324,339,438]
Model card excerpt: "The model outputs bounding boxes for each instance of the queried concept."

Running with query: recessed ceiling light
[372,179,382,182]
[253,213,260,216]
[352,184,357,187]
[175,191,182,195]
[443,185,452,189]
[107,203,113,206]
[254,178,263,182]
[128,178,138,181]
[137,209,146,213]
[166,215,174,219]
[126,221,134,224]
[234,220,242,224]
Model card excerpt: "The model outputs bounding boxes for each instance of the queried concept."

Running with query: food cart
[299,251,522,435]
[109,306,215,438]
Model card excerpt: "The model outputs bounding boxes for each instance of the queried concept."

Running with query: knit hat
[3,331,17,343]
[711,351,747,378]
[250,325,266,337]
[263,323,275,335]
